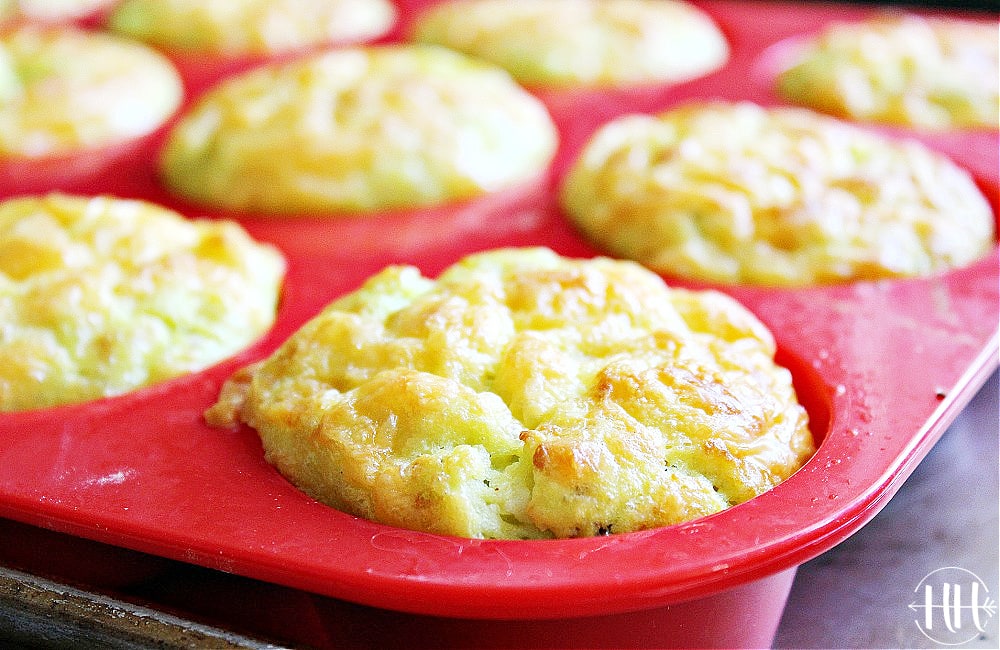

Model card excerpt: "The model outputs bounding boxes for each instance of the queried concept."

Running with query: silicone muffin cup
[0,1,996,648]
[0,134,156,195]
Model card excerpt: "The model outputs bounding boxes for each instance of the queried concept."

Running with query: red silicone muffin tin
[0,2,996,648]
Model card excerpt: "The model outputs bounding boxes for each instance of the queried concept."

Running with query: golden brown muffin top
[0,194,285,412]
[410,0,728,88]
[776,14,998,130]
[208,248,813,539]
[107,0,396,56]
[159,45,558,215]
[0,24,182,158]
[560,101,994,286]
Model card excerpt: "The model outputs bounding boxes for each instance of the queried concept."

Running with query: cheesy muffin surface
[160,45,558,215]
[107,0,396,56]
[410,0,728,88]
[560,102,994,286]
[775,15,999,130]
[0,194,285,412]
[0,25,182,158]
[207,248,813,539]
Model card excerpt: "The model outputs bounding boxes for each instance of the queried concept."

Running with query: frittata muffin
[107,0,396,57]
[409,0,728,88]
[159,45,558,215]
[775,14,998,130]
[0,24,182,160]
[207,247,814,539]
[0,194,285,412]
[0,0,114,24]
[559,101,994,286]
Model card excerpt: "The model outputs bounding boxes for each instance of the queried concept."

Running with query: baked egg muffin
[409,0,728,88]
[107,0,397,56]
[559,101,995,286]
[206,247,814,539]
[775,14,998,130]
[0,24,182,159]
[159,45,558,215]
[0,194,285,412]
[0,0,115,24]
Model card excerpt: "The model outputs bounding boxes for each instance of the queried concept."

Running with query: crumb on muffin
[107,0,397,56]
[0,193,285,412]
[159,45,558,215]
[409,0,728,88]
[775,14,999,130]
[0,24,182,158]
[206,247,813,539]
[559,101,995,286]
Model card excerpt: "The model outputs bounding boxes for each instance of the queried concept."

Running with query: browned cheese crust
[208,248,814,538]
